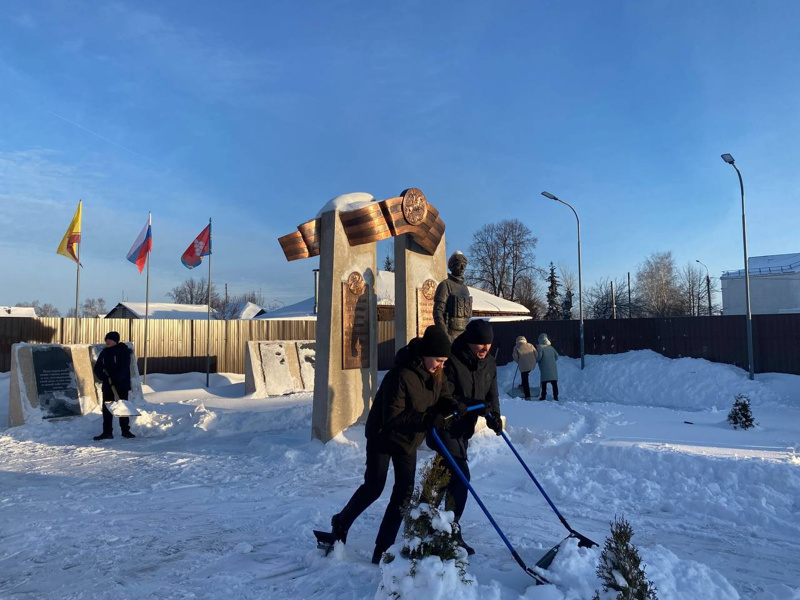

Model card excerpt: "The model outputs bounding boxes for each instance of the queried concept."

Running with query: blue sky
[2,1,799,313]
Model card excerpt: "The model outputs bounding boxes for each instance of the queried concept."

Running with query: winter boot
[454,528,475,556]
[121,431,136,439]
[331,513,348,544]
[93,432,113,441]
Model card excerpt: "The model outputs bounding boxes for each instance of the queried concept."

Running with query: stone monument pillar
[394,232,447,349]
[312,208,378,443]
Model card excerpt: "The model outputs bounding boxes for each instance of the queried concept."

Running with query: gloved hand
[424,410,447,430]
[485,412,503,435]
[454,402,468,418]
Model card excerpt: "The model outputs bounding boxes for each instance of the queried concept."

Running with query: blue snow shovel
[497,429,598,568]
[432,407,550,585]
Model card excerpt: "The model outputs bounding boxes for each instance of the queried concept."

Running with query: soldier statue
[433,251,473,341]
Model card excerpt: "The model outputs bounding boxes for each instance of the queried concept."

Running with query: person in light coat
[536,333,559,401]
[512,336,538,400]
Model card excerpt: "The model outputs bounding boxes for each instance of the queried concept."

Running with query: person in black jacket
[92,331,136,440]
[427,318,502,555]
[330,326,466,564]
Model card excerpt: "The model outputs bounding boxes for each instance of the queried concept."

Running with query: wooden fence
[0,318,316,374]
[3,314,800,375]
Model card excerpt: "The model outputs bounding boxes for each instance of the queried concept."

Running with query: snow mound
[523,537,740,599]
[377,547,478,600]
[317,192,375,216]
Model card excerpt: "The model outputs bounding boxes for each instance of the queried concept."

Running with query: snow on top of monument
[722,252,800,278]
[316,192,375,217]
[112,302,216,320]
[0,306,38,317]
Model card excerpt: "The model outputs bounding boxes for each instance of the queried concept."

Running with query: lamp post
[721,153,755,380]
[695,259,712,316]
[542,191,584,369]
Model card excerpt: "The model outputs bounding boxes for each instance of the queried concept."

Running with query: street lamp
[721,153,755,380]
[695,259,712,316]
[542,191,584,370]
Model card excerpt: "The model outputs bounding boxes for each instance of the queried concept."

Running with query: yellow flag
[57,200,82,263]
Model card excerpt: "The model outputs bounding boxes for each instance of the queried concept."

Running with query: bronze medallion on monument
[416,278,438,337]
[342,272,370,370]
[401,187,427,226]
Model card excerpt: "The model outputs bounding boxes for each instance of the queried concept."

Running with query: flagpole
[74,224,81,344]
[143,212,151,385]
[206,217,212,388]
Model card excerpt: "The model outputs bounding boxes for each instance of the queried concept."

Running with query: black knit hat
[105,331,121,343]
[419,325,452,358]
[463,319,494,345]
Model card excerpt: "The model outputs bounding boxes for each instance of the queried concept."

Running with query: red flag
[181,223,211,269]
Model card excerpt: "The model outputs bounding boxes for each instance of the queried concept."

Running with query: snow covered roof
[258,271,530,319]
[0,306,38,317]
[107,302,216,320]
[227,301,266,320]
[722,253,800,278]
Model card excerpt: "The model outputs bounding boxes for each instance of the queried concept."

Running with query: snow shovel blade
[313,530,336,555]
[106,400,140,417]
[535,532,598,570]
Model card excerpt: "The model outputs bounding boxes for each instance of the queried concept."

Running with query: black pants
[102,387,131,435]
[540,380,559,400]
[443,454,470,522]
[338,441,417,554]
[521,371,531,399]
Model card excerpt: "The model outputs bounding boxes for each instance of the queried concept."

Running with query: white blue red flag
[126,215,152,274]
[181,222,211,269]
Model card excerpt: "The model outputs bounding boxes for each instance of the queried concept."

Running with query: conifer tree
[545,262,561,320]
[727,393,756,430]
[592,516,658,600]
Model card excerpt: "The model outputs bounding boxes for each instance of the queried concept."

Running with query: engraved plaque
[31,346,80,419]
[342,272,370,370]
[416,279,437,337]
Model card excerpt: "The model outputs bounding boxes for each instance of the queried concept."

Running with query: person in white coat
[536,333,559,401]
[512,336,538,400]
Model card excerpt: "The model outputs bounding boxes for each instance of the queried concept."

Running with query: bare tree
[168,277,221,307]
[515,273,546,320]
[586,277,628,319]
[635,252,683,317]
[467,219,540,301]
[15,301,61,317]
[81,297,107,318]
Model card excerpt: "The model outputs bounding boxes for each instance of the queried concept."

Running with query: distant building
[258,270,531,321]
[105,302,216,320]
[721,253,800,315]
[0,306,38,317]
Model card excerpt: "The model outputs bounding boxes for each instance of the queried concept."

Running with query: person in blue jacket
[92,331,136,440]
[536,333,559,401]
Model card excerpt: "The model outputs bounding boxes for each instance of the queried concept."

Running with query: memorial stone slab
[31,345,80,418]
[260,342,299,396]
[297,342,316,391]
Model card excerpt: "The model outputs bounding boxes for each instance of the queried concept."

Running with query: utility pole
[627,272,632,318]
[611,280,617,319]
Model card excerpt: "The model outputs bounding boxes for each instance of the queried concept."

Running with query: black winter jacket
[93,343,133,392]
[427,335,500,458]
[365,338,459,454]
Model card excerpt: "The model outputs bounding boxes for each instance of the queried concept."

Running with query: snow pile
[498,350,791,411]
[376,549,479,600]
[523,538,740,600]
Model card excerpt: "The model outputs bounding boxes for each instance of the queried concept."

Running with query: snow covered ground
[1,351,799,599]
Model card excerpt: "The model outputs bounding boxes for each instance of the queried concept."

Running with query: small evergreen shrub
[592,516,658,600]
[383,456,469,581]
[727,393,756,430]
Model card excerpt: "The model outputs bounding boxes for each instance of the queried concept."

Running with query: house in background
[721,253,800,315]
[105,302,216,320]
[258,270,531,321]
[0,306,38,317]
